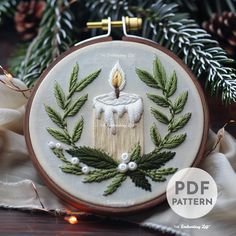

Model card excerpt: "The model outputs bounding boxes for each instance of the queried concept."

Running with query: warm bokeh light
[64,215,79,225]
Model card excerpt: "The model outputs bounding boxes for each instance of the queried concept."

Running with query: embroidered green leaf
[150,125,162,147]
[54,82,66,110]
[165,71,177,97]
[147,93,169,107]
[72,118,84,143]
[60,164,82,175]
[129,171,151,191]
[64,94,88,117]
[47,128,71,144]
[143,170,166,182]
[168,113,191,132]
[135,68,160,89]
[142,168,178,182]
[151,108,169,124]
[64,97,72,109]
[130,143,141,161]
[153,57,167,89]
[76,69,101,92]
[67,146,117,169]
[52,148,71,164]
[137,151,175,170]
[44,105,64,129]
[103,174,126,196]
[69,63,79,93]
[173,91,188,114]
[83,169,117,183]
[157,168,178,175]
[163,134,187,149]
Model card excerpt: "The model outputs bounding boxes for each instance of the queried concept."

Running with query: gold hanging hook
[87,16,142,31]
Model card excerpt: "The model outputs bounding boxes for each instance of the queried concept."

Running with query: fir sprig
[19,0,78,87]
[140,1,236,103]
[85,0,134,19]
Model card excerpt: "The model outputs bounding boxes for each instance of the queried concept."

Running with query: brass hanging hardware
[87,16,142,31]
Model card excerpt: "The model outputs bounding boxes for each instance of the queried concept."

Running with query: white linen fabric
[0,77,235,236]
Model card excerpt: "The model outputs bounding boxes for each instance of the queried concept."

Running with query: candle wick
[115,87,120,99]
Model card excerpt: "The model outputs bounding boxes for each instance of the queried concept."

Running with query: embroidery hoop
[24,17,209,215]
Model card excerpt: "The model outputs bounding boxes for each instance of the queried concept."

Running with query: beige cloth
[0,77,236,235]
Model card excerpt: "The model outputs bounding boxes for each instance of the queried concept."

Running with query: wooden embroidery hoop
[24,17,209,215]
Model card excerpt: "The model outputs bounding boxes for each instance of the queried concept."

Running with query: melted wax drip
[93,92,143,135]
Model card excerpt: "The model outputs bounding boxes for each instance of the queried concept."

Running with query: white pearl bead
[128,162,137,171]
[118,163,128,173]
[48,141,55,148]
[55,143,62,149]
[121,152,130,163]
[82,166,90,174]
[71,157,80,165]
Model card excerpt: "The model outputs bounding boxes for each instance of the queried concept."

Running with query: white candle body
[93,92,143,134]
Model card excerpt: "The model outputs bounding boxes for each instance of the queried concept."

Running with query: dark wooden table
[0,209,162,236]
[0,26,235,236]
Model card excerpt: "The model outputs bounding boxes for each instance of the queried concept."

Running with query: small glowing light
[64,215,79,225]
[112,69,123,88]
[0,66,13,81]
[109,62,126,91]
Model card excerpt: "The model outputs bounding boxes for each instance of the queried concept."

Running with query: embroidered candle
[93,62,144,161]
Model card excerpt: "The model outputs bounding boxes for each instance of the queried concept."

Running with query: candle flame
[109,62,126,91]
[112,69,123,88]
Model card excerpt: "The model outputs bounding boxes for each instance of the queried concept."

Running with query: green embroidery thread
[45,58,191,196]
[136,56,191,151]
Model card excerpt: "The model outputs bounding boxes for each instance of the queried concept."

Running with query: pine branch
[168,0,236,21]
[139,0,236,103]
[19,0,78,87]
[0,0,17,25]
[85,0,134,19]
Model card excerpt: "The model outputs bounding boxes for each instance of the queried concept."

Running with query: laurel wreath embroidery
[45,57,191,196]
